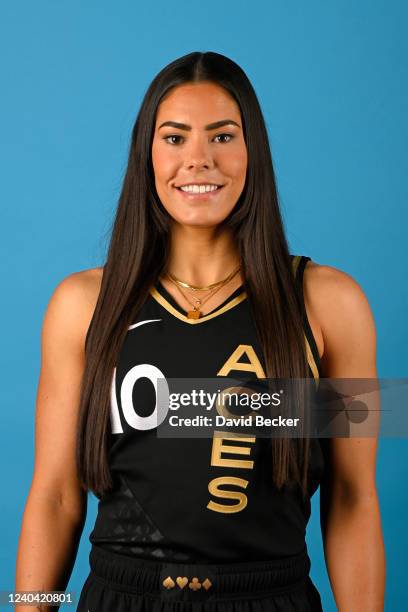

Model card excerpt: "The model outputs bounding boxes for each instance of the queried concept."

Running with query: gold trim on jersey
[291,255,320,383]
[306,337,319,381]
[291,254,302,276]
[149,286,247,324]
[150,255,320,381]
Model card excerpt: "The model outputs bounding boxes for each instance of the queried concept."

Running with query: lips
[173,184,224,198]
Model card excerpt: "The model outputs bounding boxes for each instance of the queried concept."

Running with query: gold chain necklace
[167,265,241,292]
[164,267,241,319]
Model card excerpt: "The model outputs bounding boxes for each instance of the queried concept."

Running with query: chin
[170,212,228,229]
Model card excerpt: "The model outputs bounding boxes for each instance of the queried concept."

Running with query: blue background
[1,1,407,609]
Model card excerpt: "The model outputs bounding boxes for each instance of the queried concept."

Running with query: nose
[184,136,214,170]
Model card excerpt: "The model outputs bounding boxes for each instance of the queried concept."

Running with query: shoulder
[302,260,377,375]
[43,267,104,351]
[49,266,103,317]
[303,260,373,319]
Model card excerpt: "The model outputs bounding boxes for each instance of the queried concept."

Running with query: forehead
[155,82,241,125]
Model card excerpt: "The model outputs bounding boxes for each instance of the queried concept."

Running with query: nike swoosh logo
[128,318,162,330]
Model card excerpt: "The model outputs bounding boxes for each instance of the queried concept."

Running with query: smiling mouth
[174,185,224,200]
[174,183,224,193]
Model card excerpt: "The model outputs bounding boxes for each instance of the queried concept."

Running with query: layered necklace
[163,265,241,319]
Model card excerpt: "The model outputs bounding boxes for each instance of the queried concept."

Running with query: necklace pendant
[187,309,201,319]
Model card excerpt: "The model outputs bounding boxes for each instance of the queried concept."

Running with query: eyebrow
[158,119,241,131]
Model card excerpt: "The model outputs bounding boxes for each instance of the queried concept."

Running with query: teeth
[179,184,219,193]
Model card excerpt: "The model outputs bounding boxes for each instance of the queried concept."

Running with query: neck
[164,223,242,286]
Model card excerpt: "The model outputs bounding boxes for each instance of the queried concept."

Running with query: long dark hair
[77,51,312,499]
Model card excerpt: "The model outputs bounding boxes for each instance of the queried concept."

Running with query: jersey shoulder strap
[290,255,321,379]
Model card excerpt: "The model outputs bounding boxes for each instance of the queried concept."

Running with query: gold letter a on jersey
[216,344,266,378]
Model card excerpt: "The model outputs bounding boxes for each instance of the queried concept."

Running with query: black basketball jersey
[88,255,325,563]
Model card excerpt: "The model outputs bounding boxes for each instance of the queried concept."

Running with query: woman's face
[151,81,247,228]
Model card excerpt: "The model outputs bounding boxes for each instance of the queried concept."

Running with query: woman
[16,51,385,611]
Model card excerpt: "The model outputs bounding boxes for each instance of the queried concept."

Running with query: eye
[213,133,234,143]
[163,134,184,145]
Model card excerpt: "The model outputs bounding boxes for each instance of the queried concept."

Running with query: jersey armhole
[292,255,322,378]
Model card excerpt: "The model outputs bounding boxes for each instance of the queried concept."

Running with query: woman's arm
[305,262,385,611]
[15,270,101,611]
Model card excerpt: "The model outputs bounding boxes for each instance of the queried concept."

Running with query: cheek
[220,146,247,182]
[152,143,178,183]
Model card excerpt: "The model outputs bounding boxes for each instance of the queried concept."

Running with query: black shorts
[76,545,323,611]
